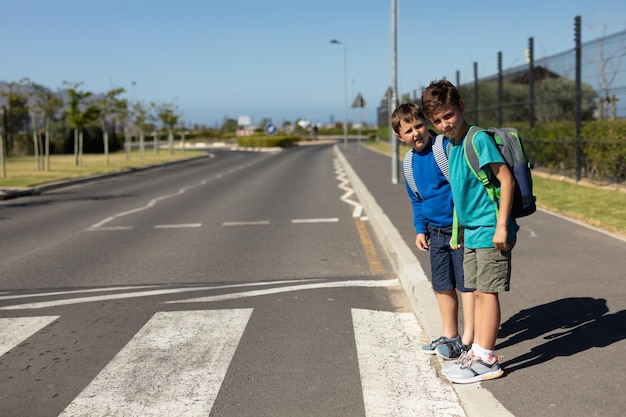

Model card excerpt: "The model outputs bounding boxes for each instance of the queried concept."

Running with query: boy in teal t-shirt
[392,103,474,360]
[421,80,518,384]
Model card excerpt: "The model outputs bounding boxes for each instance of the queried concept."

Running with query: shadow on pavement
[496,297,626,373]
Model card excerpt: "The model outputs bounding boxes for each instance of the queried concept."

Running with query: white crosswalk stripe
[59,309,253,417]
[0,316,59,356]
[353,309,465,417]
[2,308,465,416]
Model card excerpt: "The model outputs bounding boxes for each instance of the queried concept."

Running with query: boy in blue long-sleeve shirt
[392,103,474,360]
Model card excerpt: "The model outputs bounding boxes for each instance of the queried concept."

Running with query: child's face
[428,103,465,141]
[394,117,430,152]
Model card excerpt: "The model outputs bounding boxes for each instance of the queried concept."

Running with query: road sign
[352,93,366,108]
[265,123,277,136]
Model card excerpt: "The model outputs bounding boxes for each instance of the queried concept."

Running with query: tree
[221,117,237,135]
[132,102,149,160]
[0,81,30,156]
[65,82,100,166]
[97,87,126,164]
[590,25,626,120]
[535,78,597,122]
[114,98,131,161]
[32,83,63,171]
[157,101,179,155]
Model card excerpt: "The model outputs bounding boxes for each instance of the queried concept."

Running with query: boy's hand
[450,227,463,250]
[493,225,509,250]
[415,233,429,252]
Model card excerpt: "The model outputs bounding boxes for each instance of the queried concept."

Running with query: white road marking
[87,226,134,231]
[223,220,270,226]
[87,154,275,230]
[352,309,466,417]
[0,285,160,301]
[154,223,202,229]
[0,316,59,356]
[291,218,339,223]
[335,158,364,218]
[58,309,252,417]
[0,279,322,310]
[167,279,400,304]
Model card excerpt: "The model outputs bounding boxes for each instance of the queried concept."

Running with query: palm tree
[32,83,63,171]
[66,82,99,166]
[97,87,126,164]
[157,101,179,155]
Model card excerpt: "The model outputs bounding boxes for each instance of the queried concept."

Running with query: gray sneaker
[445,354,504,384]
[441,349,473,376]
[436,339,471,360]
[421,336,461,354]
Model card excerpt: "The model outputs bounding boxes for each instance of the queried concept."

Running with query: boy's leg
[443,248,508,383]
[436,289,459,338]
[473,247,510,352]
[452,246,474,347]
[473,291,500,351]
[460,291,475,346]
[421,226,461,354]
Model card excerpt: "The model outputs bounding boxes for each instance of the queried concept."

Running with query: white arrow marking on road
[59,309,252,417]
[353,309,466,417]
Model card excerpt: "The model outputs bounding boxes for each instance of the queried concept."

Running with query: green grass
[532,175,626,237]
[366,140,626,239]
[0,150,207,188]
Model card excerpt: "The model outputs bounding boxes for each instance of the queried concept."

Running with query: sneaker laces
[455,349,473,368]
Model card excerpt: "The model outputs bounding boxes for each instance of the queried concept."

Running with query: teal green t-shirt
[448,130,519,249]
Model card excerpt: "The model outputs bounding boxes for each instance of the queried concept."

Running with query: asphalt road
[0,144,465,416]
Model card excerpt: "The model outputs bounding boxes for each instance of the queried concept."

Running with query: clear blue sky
[3,0,625,127]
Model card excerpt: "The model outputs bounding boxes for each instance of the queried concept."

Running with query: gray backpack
[463,126,536,218]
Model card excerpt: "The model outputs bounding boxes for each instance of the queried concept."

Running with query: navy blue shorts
[428,224,470,292]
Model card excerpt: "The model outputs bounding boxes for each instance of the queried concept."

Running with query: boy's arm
[405,181,429,252]
[490,162,515,250]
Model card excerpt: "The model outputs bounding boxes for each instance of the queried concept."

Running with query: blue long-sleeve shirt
[404,137,455,235]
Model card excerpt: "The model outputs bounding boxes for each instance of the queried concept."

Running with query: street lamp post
[330,39,348,148]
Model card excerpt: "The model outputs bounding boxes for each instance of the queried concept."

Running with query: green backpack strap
[451,207,459,248]
[464,126,501,216]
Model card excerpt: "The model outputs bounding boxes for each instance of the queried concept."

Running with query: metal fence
[377,16,626,183]
[458,27,626,125]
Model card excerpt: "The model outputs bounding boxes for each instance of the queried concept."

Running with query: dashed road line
[222,220,271,226]
[291,218,339,223]
[154,223,202,229]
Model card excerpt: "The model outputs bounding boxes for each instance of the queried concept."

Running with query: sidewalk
[335,142,514,417]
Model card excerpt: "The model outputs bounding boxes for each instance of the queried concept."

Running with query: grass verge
[0,150,207,188]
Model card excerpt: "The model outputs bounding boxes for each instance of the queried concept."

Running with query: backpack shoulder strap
[402,148,421,199]
[464,126,491,187]
[464,126,501,214]
[432,134,450,182]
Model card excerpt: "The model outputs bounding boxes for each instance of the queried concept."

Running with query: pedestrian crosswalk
[1,309,466,417]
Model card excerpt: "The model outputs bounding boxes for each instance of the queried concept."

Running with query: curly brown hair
[421,80,462,118]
